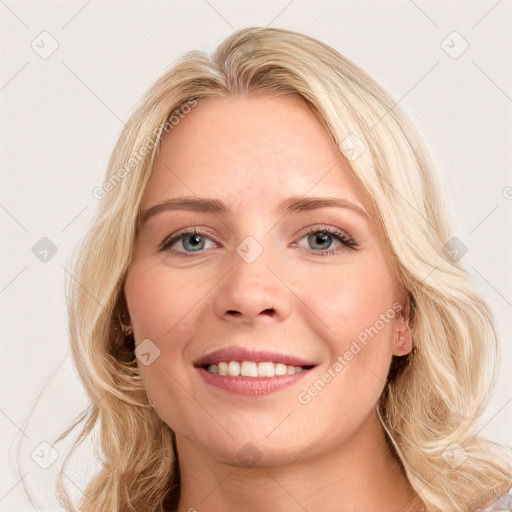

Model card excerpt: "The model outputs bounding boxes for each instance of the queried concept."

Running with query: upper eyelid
[157,226,217,251]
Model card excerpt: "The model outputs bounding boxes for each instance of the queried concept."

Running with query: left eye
[294,227,357,253]
[159,226,357,255]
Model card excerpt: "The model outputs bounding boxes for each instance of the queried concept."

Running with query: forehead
[141,94,368,214]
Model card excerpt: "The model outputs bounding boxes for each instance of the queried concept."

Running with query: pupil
[184,235,204,251]
[311,232,331,250]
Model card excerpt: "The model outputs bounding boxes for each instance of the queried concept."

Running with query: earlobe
[118,302,133,338]
[393,302,413,356]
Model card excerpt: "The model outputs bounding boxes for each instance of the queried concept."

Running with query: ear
[392,301,413,357]
[118,297,133,335]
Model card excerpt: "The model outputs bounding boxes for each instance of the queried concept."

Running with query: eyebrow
[139,195,369,226]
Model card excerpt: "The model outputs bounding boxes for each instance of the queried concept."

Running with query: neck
[175,409,426,512]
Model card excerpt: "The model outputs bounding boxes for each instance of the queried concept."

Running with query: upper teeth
[207,361,304,377]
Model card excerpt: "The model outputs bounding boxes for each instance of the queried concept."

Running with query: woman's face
[124,94,411,466]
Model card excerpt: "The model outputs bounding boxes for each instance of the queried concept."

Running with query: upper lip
[193,346,318,368]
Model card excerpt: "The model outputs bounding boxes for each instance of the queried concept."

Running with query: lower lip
[196,367,311,396]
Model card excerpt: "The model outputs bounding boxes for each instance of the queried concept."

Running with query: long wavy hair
[29,26,512,511]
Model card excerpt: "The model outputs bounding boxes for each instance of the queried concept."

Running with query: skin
[123,94,426,511]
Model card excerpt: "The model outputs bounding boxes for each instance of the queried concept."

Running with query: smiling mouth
[201,360,315,377]
[193,347,318,395]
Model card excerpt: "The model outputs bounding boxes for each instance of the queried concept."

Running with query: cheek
[294,264,397,429]
[123,261,202,396]
[305,255,395,328]
[124,259,208,343]
[299,257,397,373]
[124,261,209,432]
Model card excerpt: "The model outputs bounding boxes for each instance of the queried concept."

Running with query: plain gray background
[1,0,511,509]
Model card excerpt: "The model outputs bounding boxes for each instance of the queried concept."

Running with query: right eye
[159,227,218,255]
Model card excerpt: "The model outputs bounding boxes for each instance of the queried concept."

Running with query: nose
[213,252,291,325]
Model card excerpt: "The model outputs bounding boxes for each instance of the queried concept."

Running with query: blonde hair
[43,26,512,511]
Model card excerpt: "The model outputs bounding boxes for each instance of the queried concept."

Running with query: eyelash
[158,225,358,257]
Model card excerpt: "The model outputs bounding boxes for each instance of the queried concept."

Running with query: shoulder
[476,488,512,512]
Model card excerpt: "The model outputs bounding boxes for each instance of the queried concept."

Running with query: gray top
[477,489,512,512]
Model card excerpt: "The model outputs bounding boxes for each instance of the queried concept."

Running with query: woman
[57,27,511,511]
